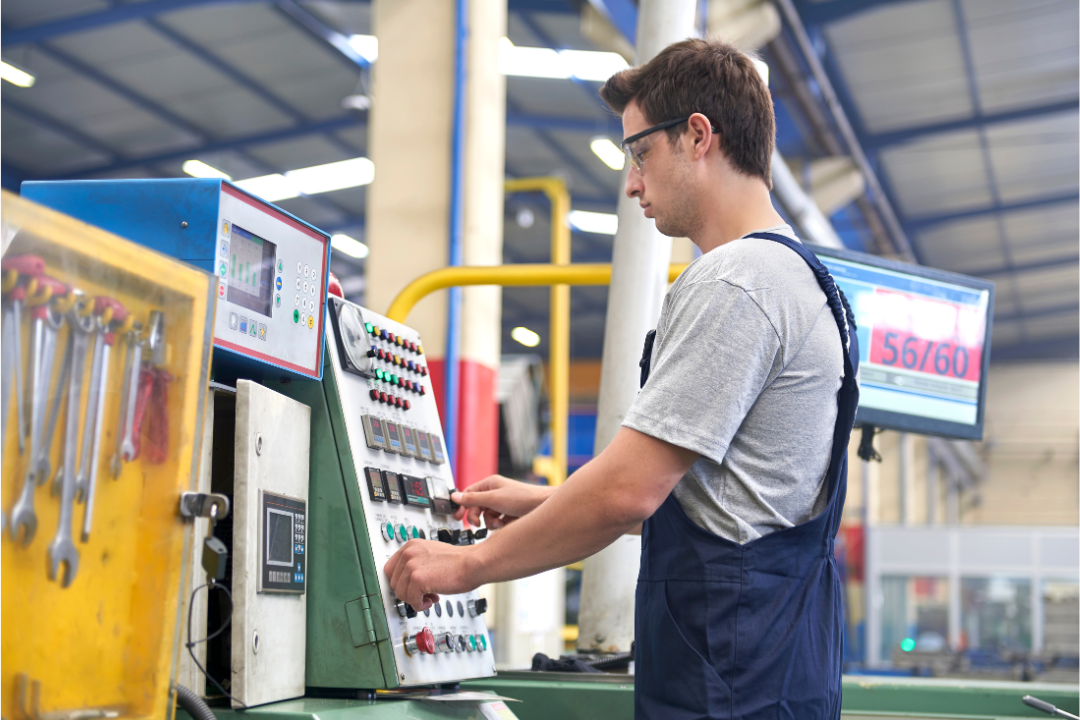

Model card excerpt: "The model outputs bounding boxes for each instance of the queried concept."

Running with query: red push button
[420,385,426,396]
[403,399,411,411]
[417,628,434,654]
[369,389,379,402]
[394,396,402,408]
[379,392,388,403]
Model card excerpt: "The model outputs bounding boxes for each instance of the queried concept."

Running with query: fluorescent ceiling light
[348,34,378,63]
[234,157,374,202]
[182,159,231,180]
[498,38,629,82]
[1,61,35,88]
[590,137,625,171]
[286,157,375,195]
[568,210,618,235]
[234,174,300,202]
[511,326,541,347]
[331,233,369,260]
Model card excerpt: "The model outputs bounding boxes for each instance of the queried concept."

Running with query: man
[386,38,859,719]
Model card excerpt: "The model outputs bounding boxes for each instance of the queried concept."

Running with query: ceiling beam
[994,301,1078,325]
[907,190,1080,231]
[273,0,369,70]
[2,0,252,46]
[795,0,925,26]
[507,112,621,136]
[51,115,364,179]
[960,254,1080,279]
[864,98,1079,150]
[2,97,119,161]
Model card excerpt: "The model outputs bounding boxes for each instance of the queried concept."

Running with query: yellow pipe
[502,178,571,485]
[386,261,692,484]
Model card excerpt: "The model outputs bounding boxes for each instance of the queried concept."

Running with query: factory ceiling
[2,0,1076,361]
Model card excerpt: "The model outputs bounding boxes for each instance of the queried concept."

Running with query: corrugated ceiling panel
[825,0,972,133]
[963,0,1079,114]
[0,107,110,175]
[916,215,1004,273]
[1002,203,1079,266]
[986,111,1079,203]
[879,129,991,216]
[2,0,107,29]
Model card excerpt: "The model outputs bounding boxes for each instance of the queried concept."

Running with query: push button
[380,329,388,341]
[379,392,388,404]
[393,396,402,408]
[397,524,408,542]
[369,389,379,402]
[403,399,411,411]
[382,522,395,542]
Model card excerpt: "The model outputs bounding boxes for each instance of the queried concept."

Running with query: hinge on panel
[345,595,379,647]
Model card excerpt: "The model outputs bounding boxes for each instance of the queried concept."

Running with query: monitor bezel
[812,244,995,441]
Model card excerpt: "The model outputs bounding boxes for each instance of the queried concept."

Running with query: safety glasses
[619,115,718,171]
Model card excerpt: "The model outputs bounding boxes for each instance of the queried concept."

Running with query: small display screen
[382,470,403,503]
[416,431,433,461]
[430,434,446,463]
[385,421,403,453]
[365,466,386,501]
[227,224,277,318]
[266,508,294,566]
[403,475,428,498]
[427,477,450,500]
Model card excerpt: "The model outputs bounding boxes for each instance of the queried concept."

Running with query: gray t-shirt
[624,225,844,544]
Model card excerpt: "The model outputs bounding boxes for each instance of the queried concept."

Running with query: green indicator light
[900,638,915,652]
[366,322,374,333]
[375,369,384,380]
[391,374,398,384]
[293,309,299,323]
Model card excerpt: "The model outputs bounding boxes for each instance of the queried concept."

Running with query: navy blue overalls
[635,232,860,720]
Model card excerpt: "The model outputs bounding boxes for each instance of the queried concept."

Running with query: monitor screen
[227,224,277,317]
[817,247,994,440]
[266,508,294,566]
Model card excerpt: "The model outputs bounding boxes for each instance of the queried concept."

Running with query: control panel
[21,178,330,380]
[325,296,494,686]
[259,490,306,594]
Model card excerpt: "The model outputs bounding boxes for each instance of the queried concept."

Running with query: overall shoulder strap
[746,231,859,378]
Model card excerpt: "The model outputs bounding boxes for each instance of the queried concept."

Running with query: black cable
[187,580,247,709]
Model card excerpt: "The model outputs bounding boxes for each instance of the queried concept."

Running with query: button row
[366,346,429,377]
[402,628,488,656]
[372,368,425,395]
[369,388,413,410]
[365,322,423,355]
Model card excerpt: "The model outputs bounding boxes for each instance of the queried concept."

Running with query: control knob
[467,598,488,617]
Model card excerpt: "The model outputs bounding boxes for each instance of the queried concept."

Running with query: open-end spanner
[9,282,67,545]
[48,301,92,587]
[74,323,103,504]
[81,298,126,543]
[43,336,71,493]
[118,333,144,464]
[1,255,45,452]
[110,327,140,477]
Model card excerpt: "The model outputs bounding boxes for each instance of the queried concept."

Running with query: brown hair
[600,38,775,187]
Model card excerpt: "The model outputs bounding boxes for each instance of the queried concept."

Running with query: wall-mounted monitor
[815,246,995,441]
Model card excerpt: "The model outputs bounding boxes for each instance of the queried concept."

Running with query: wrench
[81,298,126,542]
[1,255,46,451]
[49,302,92,587]
[111,329,141,476]
[74,324,103,504]
[119,336,143,464]
[9,289,65,545]
[43,336,71,493]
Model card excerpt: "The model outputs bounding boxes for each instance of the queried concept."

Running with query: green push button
[479,634,487,651]
[293,309,299,323]
[397,524,408,542]
[366,322,374,334]
[390,374,398,385]
[375,368,384,381]
[384,522,394,541]
[468,635,477,651]
[411,526,420,539]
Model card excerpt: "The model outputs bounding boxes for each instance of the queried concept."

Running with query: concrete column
[457,0,507,488]
[367,0,505,485]
[577,0,698,654]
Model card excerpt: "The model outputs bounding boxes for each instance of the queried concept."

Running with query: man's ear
[687,112,713,161]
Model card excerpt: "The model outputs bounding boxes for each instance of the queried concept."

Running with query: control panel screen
[227,224,276,318]
[266,509,294,566]
[260,491,306,594]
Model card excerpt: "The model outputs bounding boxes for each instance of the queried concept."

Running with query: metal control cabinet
[21,179,330,380]
[270,298,495,690]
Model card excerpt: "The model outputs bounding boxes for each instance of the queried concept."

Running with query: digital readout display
[365,466,386,501]
[824,256,990,428]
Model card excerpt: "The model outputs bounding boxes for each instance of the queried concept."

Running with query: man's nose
[624,168,642,198]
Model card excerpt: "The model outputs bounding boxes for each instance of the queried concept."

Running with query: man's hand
[384,540,480,611]
[452,475,555,529]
